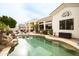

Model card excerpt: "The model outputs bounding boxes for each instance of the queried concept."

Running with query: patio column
[52,20,53,30]
[44,21,46,30]
[52,19,53,35]
[38,22,40,32]
[28,23,31,32]
[34,22,36,33]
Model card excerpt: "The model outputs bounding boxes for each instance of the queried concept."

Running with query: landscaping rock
[0,30,18,50]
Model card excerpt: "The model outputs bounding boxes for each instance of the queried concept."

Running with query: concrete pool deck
[0,46,11,56]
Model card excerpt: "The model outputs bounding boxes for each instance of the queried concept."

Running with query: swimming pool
[9,35,79,56]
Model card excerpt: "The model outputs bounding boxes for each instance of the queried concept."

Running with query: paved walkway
[0,46,11,56]
[9,38,30,56]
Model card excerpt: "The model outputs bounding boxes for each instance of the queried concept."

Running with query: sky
[0,3,61,24]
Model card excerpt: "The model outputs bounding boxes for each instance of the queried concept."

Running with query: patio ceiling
[37,16,53,23]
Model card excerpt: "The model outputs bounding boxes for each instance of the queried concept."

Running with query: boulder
[0,30,18,48]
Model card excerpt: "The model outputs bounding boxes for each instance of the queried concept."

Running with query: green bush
[0,21,7,30]
[47,29,53,35]
[40,29,53,35]
[42,30,48,35]
[0,21,11,35]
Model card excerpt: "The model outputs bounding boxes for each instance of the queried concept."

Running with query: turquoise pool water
[9,36,79,56]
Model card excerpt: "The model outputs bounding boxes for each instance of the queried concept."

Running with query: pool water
[9,36,79,56]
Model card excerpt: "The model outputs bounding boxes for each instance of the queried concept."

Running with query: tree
[0,21,8,30]
[0,16,9,26]
[8,17,17,28]
[0,16,17,28]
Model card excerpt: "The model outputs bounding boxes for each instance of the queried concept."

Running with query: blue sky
[0,3,61,24]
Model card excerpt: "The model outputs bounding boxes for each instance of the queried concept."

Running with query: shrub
[42,30,48,35]
[47,29,53,35]
[0,21,7,30]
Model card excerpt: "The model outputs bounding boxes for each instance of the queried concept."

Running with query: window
[60,20,65,29]
[39,25,44,30]
[46,24,52,29]
[59,19,74,30]
[66,19,74,30]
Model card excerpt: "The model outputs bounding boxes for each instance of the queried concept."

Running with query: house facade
[50,3,79,39]
[26,3,79,39]
[26,19,38,32]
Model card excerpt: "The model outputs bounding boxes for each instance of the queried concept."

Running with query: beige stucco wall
[52,7,79,38]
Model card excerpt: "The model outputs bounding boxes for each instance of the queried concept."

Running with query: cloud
[0,3,29,24]
[0,3,61,24]
[22,3,61,19]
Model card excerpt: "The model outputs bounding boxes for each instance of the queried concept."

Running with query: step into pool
[9,36,79,56]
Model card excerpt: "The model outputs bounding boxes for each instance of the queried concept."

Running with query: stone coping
[27,33,79,51]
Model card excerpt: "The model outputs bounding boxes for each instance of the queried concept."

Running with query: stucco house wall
[52,7,79,38]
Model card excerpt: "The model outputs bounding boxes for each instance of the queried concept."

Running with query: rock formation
[0,30,18,51]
